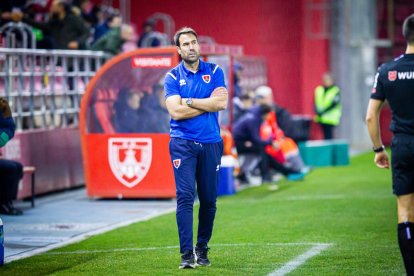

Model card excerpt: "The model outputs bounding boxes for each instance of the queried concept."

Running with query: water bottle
[0,218,4,266]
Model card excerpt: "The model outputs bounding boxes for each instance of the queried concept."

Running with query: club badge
[173,159,181,169]
[202,75,211,83]
[108,138,152,188]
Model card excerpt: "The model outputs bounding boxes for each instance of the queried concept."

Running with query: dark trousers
[320,123,334,140]
[391,134,414,195]
[0,160,23,203]
[169,138,223,253]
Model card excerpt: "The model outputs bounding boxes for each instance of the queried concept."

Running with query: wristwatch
[372,145,385,153]
[186,98,193,106]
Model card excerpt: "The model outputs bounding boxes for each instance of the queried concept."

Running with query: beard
[182,51,200,65]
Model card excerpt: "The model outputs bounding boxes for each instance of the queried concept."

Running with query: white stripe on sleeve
[213,65,219,74]
[167,72,177,80]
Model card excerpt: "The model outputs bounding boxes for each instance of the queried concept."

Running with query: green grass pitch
[1,152,405,275]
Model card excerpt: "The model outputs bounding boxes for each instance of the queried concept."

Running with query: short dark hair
[403,14,414,44]
[239,93,252,101]
[174,27,198,47]
[56,0,71,14]
[259,104,272,116]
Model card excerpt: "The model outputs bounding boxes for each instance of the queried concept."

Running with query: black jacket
[233,106,272,145]
[24,13,89,50]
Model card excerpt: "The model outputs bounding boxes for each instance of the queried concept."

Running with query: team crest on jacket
[173,159,181,169]
[108,138,152,188]
[202,75,211,83]
[388,71,397,81]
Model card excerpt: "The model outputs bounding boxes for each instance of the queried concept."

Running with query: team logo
[388,71,397,81]
[179,79,186,86]
[108,138,152,188]
[173,159,181,169]
[202,75,211,83]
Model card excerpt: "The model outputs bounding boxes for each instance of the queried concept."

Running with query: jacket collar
[180,59,205,76]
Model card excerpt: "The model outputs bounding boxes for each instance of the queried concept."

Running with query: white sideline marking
[284,195,346,200]
[268,243,332,276]
[5,207,176,264]
[44,242,332,255]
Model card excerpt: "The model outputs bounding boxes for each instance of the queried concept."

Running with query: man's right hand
[0,98,12,118]
[374,151,390,169]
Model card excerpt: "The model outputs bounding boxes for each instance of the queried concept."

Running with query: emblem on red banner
[173,159,181,169]
[202,75,211,83]
[388,71,397,81]
[108,138,152,188]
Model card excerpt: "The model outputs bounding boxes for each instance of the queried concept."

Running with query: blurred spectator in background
[1,0,49,48]
[0,98,15,148]
[140,84,170,133]
[256,86,309,180]
[0,0,27,27]
[91,24,134,55]
[233,104,294,184]
[72,0,100,28]
[0,97,22,215]
[314,73,342,140]
[12,0,90,50]
[92,12,121,45]
[255,85,309,141]
[233,62,243,98]
[233,91,254,123]
[0,153,23,216]
[137,20,160,48]
[112,88,149,133]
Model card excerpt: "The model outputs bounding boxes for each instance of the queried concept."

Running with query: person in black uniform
[366,14,414,275]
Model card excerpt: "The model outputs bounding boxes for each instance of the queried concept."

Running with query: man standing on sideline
[314,73,341,139]
[164,27,228,269]
[366,14,414,275]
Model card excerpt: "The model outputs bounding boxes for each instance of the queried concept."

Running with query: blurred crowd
[0,0,159,55]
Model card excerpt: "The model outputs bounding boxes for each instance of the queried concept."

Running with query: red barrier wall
[128,0,330,115]
[2,127,84,198]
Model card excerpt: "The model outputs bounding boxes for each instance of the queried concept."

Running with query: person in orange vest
[255,86,309,180]
[233,104,297,184]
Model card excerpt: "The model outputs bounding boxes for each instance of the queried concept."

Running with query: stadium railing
[0,48,109,130]
[0,47,110,199]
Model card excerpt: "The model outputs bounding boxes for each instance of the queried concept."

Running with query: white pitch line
[44,242,332,255]
[268,243,332,276]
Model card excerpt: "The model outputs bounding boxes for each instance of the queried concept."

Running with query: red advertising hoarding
[79,48,179,198]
